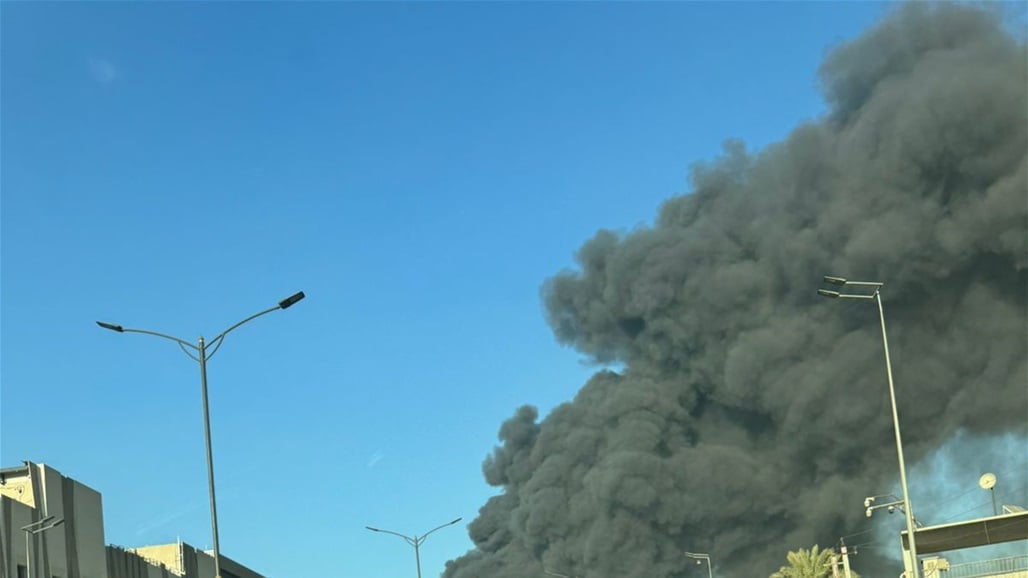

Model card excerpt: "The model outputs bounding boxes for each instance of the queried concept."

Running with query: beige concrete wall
[130,544,184,575]
[0,476,35,509]
[2,495,36,578]
[106,546,175,578]
[193,545,267,578]
[130,543,266,578]
[3,464,266,578]
[0,463,108,578]
[72,478,108,578]
[37,463,108,578]
[39,464,69,578]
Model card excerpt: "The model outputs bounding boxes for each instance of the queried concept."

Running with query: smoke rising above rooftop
[445,4,1027,577]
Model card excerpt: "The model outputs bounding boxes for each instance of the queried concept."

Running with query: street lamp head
[866,507,873,518]
[817,289,841,298]
[278,291,305,309]
[864,497,875,508]
[96,321,124,332]
[365,526,380,532]
[22,516,65,532]
[449,517,463,525]
[823,276,847,285]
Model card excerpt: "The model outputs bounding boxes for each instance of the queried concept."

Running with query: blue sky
[8,2,1021,578]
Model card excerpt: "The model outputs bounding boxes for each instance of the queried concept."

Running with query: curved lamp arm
[366,516,462,547]
[98,291,305,362]
[366,526,416,547]
[22,516,65,533]
[206,291,305,360]
[96,323,200,360]
[418,517,463,545]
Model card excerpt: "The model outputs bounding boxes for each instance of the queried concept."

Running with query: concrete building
[109,543,265,578]
[106,546,174,578]
[0,462,267,578]
[0,462,108,578]
[105,541,265,578]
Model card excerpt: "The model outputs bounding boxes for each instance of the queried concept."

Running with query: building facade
[0,462,108,578]
[111,543,265,578]
[0,462,266,578]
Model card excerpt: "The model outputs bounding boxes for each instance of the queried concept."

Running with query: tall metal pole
[841,540,853,578]
[198,336,222,578]
[413,538,422,578]
[96,291,304,578]
[25,528,31,578]
[875,290,919,578]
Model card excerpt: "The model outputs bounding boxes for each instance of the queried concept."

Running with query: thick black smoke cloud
[445,4,1027,577]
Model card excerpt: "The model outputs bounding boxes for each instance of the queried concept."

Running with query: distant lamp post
[819,276,919,578]
[22,516,64,578]
[97,291,305,578]
[366,517,462,578]
[684,551,713,578]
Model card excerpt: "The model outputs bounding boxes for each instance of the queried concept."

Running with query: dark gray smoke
[444,4,1027,577]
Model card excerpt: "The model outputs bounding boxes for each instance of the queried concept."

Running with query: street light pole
[97,291,305,578]
[197,335,222,575]
[366,517,462,578]
[684,551,713,578]
[22,516,64,578]
[819,277,919,578]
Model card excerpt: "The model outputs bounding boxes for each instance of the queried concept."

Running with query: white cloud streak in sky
[88,58,118,83]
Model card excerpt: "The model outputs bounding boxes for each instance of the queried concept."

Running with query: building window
[16,565,26,578]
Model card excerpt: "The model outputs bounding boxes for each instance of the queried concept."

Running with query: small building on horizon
[107,540,265,578]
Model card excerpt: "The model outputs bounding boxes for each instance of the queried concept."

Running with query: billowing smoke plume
[445,4,1027,577]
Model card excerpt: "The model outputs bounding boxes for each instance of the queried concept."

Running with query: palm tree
[769,545,859,578]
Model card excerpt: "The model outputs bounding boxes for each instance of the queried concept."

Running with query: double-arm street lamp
[818,276,919,578]
[684,551,713,578]
[22,516,64,578]
[97,291,305,578]
[366,517,462,578]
